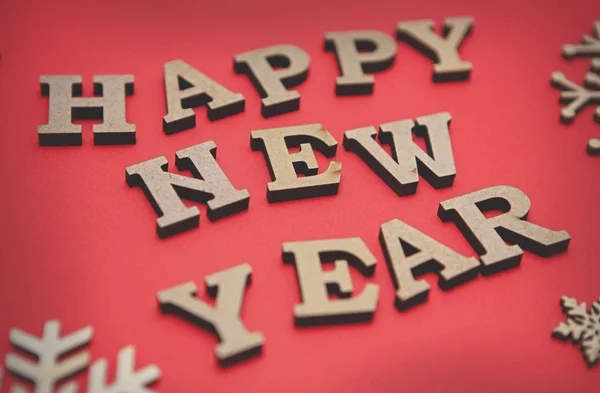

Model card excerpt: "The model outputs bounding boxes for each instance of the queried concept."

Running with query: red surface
[0,0,599,392]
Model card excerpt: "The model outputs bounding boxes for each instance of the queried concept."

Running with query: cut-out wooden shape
[438,185,571,275]
[251,123,341,203]
[379,218,479,310]
[234,44,310,117]
[283,238,379,326]
[562,21,600,72]
[550,71,600,156]
[552,295,600,368]
[5,321,93,393]
[396,16,474,82]
[125,141,249,238]
[324,30,397,95]
[157,264,264,367]
[163,59,245,135]
[87,346,160,393]
[38,75,135,146]
[550,71,600,124]
[344,112,456,196]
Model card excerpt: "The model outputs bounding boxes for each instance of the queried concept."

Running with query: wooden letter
[344,112,456,196]
[125,141,249,238]
[39,75,134,146]
[324,30,397,95]
[379,218,479,310]
[163,59,245,135]
[397,17,474,82]
[283,238,379,326]
[251,123,341,203]
[438,185,571,274]
[234,44,309,117]
[157,264,264,367]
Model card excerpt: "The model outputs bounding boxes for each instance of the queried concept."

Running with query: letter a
[163,59,245,134]
[380,218,479,310]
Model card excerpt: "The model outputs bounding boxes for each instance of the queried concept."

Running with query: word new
[156,185,570,366]
[126,112,456,237]
[37,16,473,145]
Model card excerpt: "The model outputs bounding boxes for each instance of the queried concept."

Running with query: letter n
[125,141,249,238]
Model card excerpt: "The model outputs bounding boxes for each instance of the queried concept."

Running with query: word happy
[37,17,474,145]
[32,16,574,369]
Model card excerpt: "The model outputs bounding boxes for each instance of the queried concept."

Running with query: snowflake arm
[550,72,600,155]
[87,346,160,393]
[551,72,600,123]
[552,296,588,340]
[581,298,600,366]
[562,21,600,72]
[582,334,600,366]
[4,321,93,393]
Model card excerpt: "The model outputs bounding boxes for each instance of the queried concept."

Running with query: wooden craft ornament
[343,112,456,196]
[234,44,310,118]
[324,30,397,95]
[163,59,245,135]
[283,238,379,326]
[125,141,250,238]
[38,75,135,146]
[157,264,265,367]
[250,123,342,203]
[396,16,474,82]
[379,218,480,310]
[438,185,572,274]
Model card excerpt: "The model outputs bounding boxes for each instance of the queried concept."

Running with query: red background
[0,0,599,392]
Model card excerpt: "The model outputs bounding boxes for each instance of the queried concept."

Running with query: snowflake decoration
[551,72,600,123]
[552,296,600,367]
[4,320,93,393]
[550,71,600,155]
[562,21,600,72]
[2,321,161,393]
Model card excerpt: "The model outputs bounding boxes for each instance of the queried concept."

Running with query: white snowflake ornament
[4,320,93,393]
[550,72,600,155]
[552,296,600,367]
